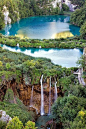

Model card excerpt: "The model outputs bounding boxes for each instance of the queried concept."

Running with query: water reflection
[0,15,80,39]
[0,44,83,68]
[4,24,11,36]
[51,31,74,39]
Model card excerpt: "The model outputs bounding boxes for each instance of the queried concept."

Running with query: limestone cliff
[0,77,62,115]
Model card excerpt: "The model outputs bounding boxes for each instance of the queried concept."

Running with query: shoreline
[0,34,85,49]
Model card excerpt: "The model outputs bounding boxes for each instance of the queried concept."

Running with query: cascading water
[48,76,51,115]
[17,43,19,47]
[30,86,34,107]
[40,75,44,115]
[55,82,57,101]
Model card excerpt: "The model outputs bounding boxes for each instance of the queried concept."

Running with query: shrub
[62,3,69,11]
[0,120,7,129]
[6,116,23,129]
[24,121,37,129]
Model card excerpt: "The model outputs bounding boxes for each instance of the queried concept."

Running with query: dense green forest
[70,0,85,7]
[0,46,85,128]
[0,0,86,128]
[0,45,85,128]
[0,47,78,86]
[0,34,86,48]
[70,0,86,38]
[0,0,65,29]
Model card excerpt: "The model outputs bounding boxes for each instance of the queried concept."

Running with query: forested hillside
[70,0,86,38]
[70,0,85,7]
[0,0,61,29]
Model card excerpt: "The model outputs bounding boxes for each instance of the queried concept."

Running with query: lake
[0,44,83,68]
[0,15,80,39]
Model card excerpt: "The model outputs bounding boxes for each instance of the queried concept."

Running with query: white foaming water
[40,75,44,115]
[48,76,51,115]
[55,82,57,101]
[30,86,34,106]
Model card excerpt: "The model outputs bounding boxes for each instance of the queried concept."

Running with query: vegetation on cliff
[70,0,85,7]
[0,8,5,29]
[70,1,86,38]
[0,0,66,29]
[0,46,82,129]
[0,47,78,86]
[70,5,86,27]
[0,89,35,125]
[0,1,86,129]
[6,117,37,129]
[50,50,86,128]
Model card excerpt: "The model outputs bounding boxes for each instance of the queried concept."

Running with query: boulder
[0,110,12,123]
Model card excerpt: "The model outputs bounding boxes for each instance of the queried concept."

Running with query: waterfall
[17,43,19,47]
[48,76,51,115]
[40,75,44,115]
[30,86,34,107]
[55,82,57,101]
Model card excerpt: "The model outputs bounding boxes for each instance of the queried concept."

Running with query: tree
[62,3,69,11]
[0,120,7,129]
[80,21,86,39]
[6,117,23,129]
[6,63,11,70]
[0,8,5,29]
[77,55,86,70]
[24,121,37,129]
[70,0,85,7]
[0,61,3,67]
[69,110,86,129]
[70,6,86,27]
[51,96,86,129]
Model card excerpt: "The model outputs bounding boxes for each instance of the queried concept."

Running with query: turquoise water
[0,15,80,39]
[0,44,83,68]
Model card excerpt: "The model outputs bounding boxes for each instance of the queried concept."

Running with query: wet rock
[0,110,12,123]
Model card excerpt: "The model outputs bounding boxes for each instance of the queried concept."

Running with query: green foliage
[0,120,7,129]
[65,85,86,98]
[62,4,69,11]
[0,0,61,26]
[80,21,86,39]
[69,110,86,129]
[70,0,85,7]
[6,63,11,70]
[0,8,5,29]
[0,46,77,85]
[0,71,16,85]
[6,116,23,129]
[59,74,76,91]
[0,100,35,125]
[0,61,3,67]
[4,88,14,103]
[77,55,86,70]
[51,96,86,129]
[59,9,64,15]
[0,35,85,49]
[24,121,37,129]
[70,6,86,27]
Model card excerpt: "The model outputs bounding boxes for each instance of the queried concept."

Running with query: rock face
[65,0,77,11]
[18,81,62,115]
[3,6,11,25]
[0,110,12,123]
[1,77,62,115]
[51,0,77,11]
